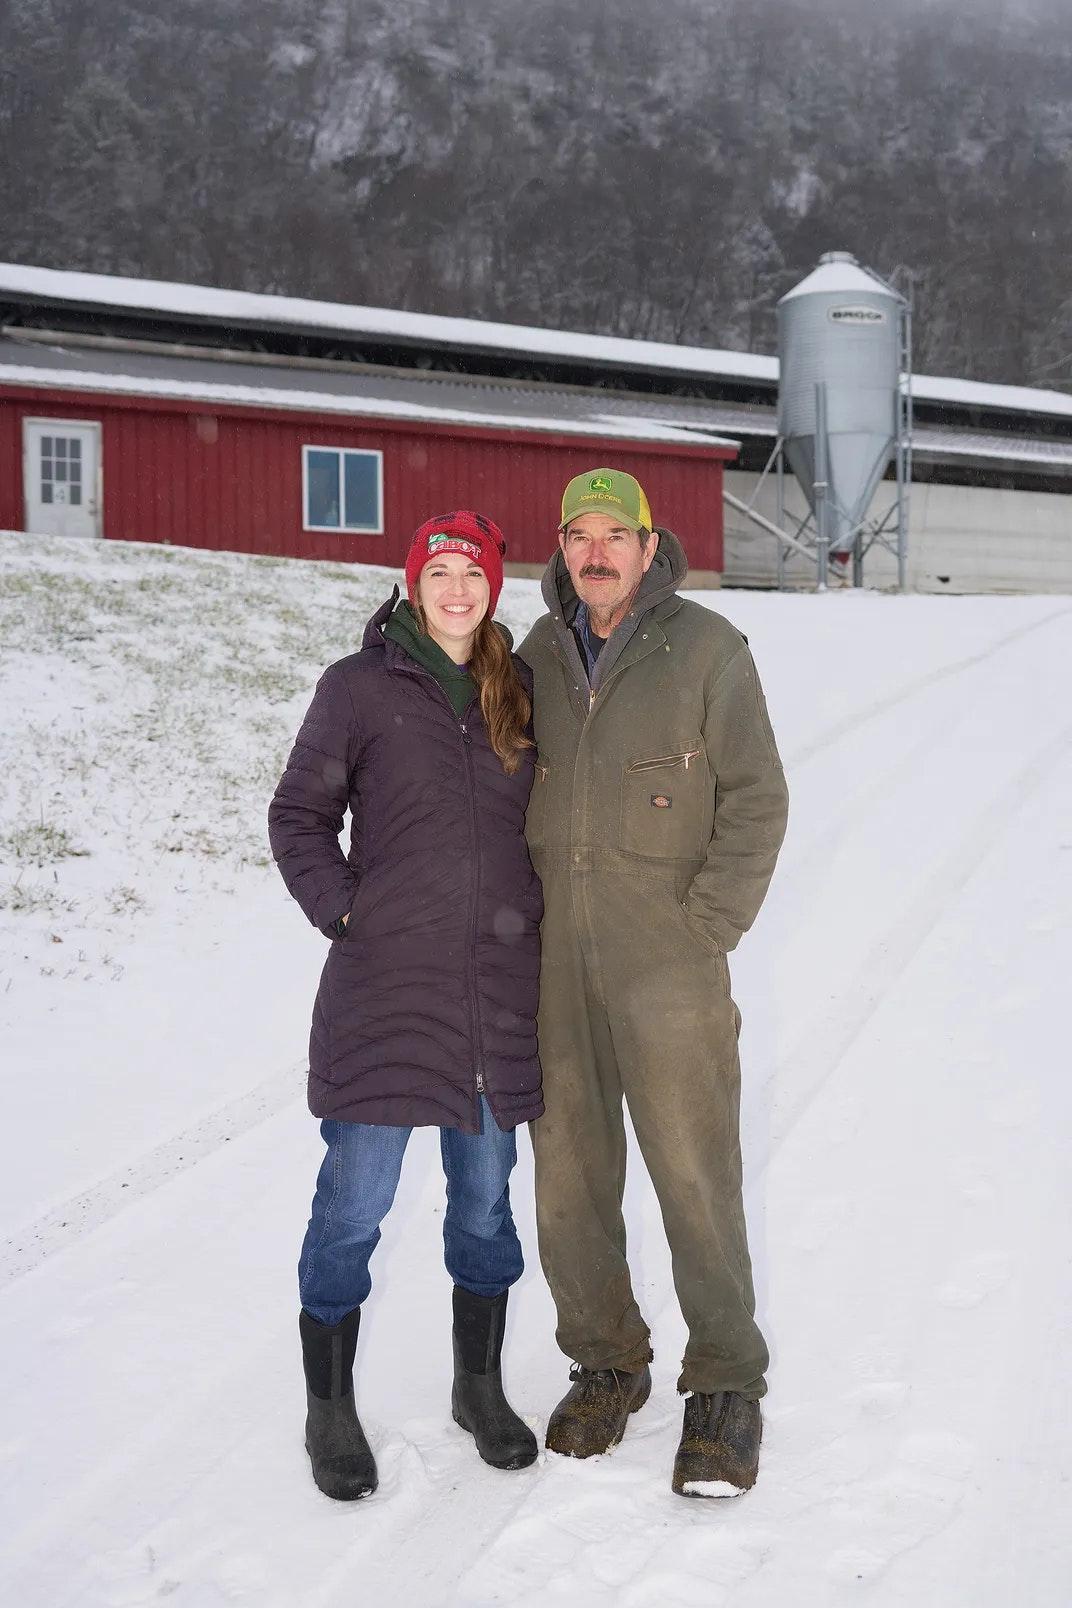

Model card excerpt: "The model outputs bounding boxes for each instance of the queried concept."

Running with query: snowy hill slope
[0,533,1069,1607]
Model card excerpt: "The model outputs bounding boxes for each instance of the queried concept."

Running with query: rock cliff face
[1,0,1069,388]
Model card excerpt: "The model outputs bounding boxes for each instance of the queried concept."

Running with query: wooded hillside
[2,0,1069,387]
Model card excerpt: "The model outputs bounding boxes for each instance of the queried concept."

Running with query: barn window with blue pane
[303,446,383,533]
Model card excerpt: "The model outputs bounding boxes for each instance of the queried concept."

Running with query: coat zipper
[398,661,487,1116]
[583,624,667,721]
[458,714,487,1107]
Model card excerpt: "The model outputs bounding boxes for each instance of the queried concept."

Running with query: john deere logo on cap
[561,466,651,531]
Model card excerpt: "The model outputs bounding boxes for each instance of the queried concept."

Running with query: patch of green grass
[105,884,147,917]
[1,821,89,867]
[0,876,78,917]
[154,823,234,859]
[0,537,409,897]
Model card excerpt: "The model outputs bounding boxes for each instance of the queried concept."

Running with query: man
[518,468,788,1497]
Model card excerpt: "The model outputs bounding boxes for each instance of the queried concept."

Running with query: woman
[268,511,543,1501]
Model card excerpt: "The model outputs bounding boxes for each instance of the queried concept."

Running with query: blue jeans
[298,1097,524,1326]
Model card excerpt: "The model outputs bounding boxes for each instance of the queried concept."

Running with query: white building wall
[722,469,1072,594]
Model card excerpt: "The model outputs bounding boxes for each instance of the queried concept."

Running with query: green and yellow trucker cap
[559,468,653,533]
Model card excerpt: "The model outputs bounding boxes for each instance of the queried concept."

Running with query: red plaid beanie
[404,511,506,614]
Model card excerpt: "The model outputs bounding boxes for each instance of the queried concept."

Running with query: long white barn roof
[2,335,1068,471]
[0,338,737,449]
[3,262,1071,424]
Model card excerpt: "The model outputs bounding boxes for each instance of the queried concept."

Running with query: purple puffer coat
[268,593,544,1134]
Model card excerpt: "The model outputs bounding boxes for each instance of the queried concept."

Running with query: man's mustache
[580,565,620,580]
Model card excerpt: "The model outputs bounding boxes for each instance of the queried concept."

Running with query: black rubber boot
[671,1390,762,1497]
[451,1286,538,1470]
[299,1307,378,1500]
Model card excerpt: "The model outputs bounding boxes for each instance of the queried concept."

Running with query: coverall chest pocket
[620,747,708,860]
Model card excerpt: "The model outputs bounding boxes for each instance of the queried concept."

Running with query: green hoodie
[383,599,478,717]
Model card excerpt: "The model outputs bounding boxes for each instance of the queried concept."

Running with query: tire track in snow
[782,603,1072,770]
[772,606,1051,897]
[0,1059,306,1287]
[758,717,1072,1177]
[778,710,957,895]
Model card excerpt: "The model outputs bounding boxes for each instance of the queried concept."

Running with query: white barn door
[22,419,101,538]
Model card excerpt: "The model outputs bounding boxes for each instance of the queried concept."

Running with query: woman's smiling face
[416,551,490,661]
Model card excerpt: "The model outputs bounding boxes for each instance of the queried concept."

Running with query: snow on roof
[704,408,1072,468]
[909,372,1072,420]
[0,261,779,384]
[1,260,1070,422]
[912,427,1072,468]
[3,338,1068,471]
[0,354,738,450]
[779,256,900,303]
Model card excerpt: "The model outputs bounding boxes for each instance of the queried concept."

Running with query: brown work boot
[671,1390,761,1497]
[545,1364,651,1457]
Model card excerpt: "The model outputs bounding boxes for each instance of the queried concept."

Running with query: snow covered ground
[1,531,1069,1608]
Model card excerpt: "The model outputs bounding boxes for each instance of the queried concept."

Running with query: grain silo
[777,252,911,586]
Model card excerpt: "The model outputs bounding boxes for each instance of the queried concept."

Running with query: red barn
[0,267,739,581]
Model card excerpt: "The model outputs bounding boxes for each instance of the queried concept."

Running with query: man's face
[559,513,656,623]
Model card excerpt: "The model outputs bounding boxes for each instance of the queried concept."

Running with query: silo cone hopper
[776,252,911,586]
[779,424,897,557]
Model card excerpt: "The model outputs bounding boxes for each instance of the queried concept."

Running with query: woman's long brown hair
[413,604,533,774]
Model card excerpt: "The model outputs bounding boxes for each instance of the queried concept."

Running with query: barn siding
[0,399,19,530]
[722,467,1072,593]
[0,386,730,572]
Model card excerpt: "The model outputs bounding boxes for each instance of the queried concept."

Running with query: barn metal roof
[2,332,1071,475]
[0,335,737,450]
[2,261,1071,426]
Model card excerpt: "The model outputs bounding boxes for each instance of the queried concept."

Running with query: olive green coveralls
[518,530,789,1398]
